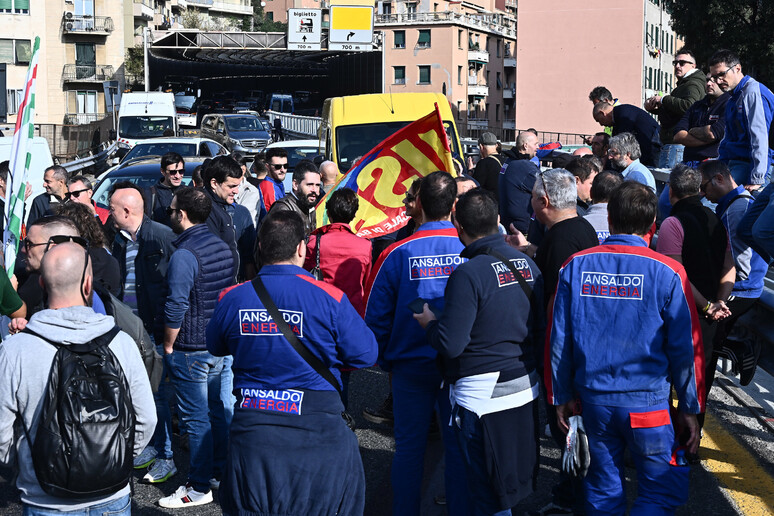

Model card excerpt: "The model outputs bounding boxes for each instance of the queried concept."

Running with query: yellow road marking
[700,412,774,515]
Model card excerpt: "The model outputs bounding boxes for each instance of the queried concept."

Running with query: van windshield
[119,116,175,139]
[335,121,460,171]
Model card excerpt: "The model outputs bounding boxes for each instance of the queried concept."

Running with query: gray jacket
[0,306,157,511]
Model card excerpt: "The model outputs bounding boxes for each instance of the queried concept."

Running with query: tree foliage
[668,0,774,86]
[251,0,286,32]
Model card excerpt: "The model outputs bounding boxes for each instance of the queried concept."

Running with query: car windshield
[335,121,461,171]
[285,146,320,168]
[93,174,193,208]
[122,143,197,162]
[225,117,263,132]
[119,116,175,139]
[175,96,196,109]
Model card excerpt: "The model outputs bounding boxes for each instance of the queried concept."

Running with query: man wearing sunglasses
[258,147,289,213]
[67,175,110,225]
[147,152,186,228]
[644,49,706,143]
[27,165,69,226]
[17,216,82,319]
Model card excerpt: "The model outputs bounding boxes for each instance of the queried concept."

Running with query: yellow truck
[318,92,463,172]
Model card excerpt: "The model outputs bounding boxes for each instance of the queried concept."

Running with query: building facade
[514,0,681,137]
[376,0,517,140]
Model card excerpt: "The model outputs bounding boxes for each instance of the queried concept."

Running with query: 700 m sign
[329,43,369,51]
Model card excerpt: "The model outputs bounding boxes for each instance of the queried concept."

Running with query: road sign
[287,8,322,50]
[329,5,374,48]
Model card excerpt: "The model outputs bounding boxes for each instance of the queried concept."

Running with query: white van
[0,136,54,215]
[117,92,177,151]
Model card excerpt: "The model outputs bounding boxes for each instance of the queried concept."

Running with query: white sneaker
[158,484,213,508]
[133,447,157,469]
[209,478,220,490]
[142,458,177,484]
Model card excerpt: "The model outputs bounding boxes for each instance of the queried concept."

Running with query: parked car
[200,113,272,155]
[232,101,251,113]
[175,94,199,128]
[93,157,201,209]
[117,137,227,164]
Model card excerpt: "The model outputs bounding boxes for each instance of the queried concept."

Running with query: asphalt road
[0,365,768,515]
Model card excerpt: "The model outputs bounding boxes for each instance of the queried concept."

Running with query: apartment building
[376,0,517,139]
[1,0,125,125]
[515,0,682,137]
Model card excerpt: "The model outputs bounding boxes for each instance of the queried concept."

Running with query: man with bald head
[499,131,540,234]
[319,160,339,195]
[110,182,174,343]
[0,242,157,515]
[17,215,81,318]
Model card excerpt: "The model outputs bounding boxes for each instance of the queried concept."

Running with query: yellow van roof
[328,92,453,125]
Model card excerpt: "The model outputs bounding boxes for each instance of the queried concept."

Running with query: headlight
[229,138,241,146]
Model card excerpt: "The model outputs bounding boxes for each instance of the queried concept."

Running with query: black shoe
[433,495,446,505]
[363,393,393,425]
[529,502,574,516]
[739,340,761,386]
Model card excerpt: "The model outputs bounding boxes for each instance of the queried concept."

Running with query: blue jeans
[738,181,774,263]
[391,369,469,516]
[453,405,512,516]
[165,350,228,493]
[582,401,689,515]
[152,344,174,459]
[221,355,235,428]
[23,494,131,515]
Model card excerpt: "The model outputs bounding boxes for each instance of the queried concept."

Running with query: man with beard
[607,132,656,193]
[28,165,69,225]
[147,152,186,228]
[158,186,235,508]
[267,159,321,235]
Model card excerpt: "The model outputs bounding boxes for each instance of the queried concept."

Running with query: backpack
[22,326,135,498]
[96,285,163,392]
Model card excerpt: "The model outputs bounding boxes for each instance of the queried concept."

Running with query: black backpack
[22,326,136,498]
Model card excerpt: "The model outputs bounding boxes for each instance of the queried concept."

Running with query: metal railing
[187,0,214,6]
[375,12,517,38]
[267,111,322,140]
[61,14,114,33]
[64,113,107,125]
[62,64,115,82]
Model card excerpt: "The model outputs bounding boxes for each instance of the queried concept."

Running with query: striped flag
[3,36,39,278]
[315,104,456,238]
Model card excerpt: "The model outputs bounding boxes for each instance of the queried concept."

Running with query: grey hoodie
[0,306,157,511]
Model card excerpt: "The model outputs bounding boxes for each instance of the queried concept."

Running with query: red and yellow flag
[315,105,456,238]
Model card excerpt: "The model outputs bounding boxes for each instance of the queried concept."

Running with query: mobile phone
[408,298,428,314]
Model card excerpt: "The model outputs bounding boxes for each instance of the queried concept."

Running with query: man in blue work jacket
[547,181,705,514]
[415,188,544,516]
[207,210,377,516]
[364,171,469,516]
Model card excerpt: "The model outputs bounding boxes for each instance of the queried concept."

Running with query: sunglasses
[166,206,180,216]
[271,163,288,170]
[67,188,90,199]
[165,167,185,176]
[46,235,89,252]
[672,59,695,67]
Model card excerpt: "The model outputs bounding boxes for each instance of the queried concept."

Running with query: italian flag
[3,36,39,278]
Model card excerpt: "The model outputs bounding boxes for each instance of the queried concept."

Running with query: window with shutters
[394,66,406,85]
[418,65,431,84]
[0,40,12,63]
[0,0,29,13]
[15,39,30,64]
[394,30,405,49]
[6,89,22,114]
[417,29,431,48]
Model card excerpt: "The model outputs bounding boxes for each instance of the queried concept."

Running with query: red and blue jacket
[258,176,286,214]
[206,264,378,392]
[546,234,705,414]
[364,221,466,373]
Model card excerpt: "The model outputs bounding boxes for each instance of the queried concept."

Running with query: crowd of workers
[0,45,771,516]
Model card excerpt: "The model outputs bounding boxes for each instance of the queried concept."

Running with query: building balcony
[468,49,489,64]
[467,117,488,129]
[503,119,515,130]
[62,14,114,34]
[187,0,213,8]
[133,0,154,20]
[169,0,188,10]
[468,83,489,97]
[62,64,115,83]
[64,113,106,125]
[503,85,515,99]
[211,0,251,15]
[375,11,516,38]
[504,56,516,68]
